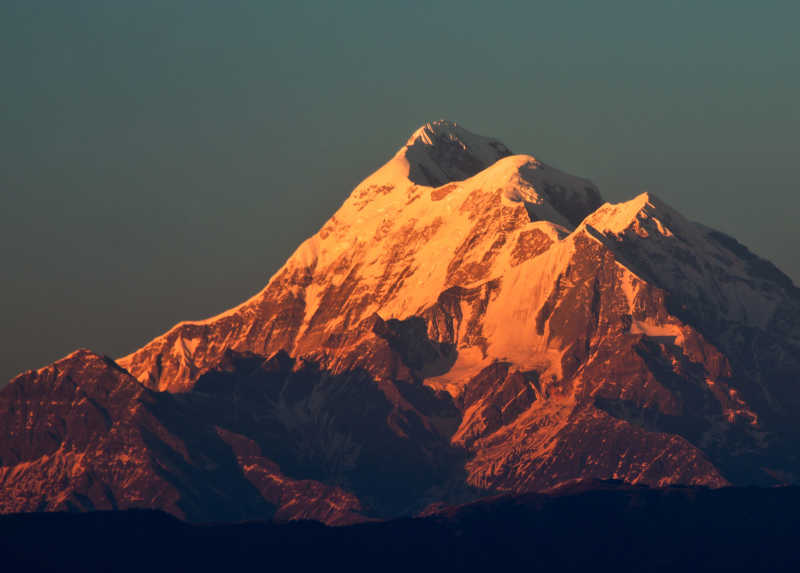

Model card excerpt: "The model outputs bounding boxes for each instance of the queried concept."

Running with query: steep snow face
[363,119,514,188]
[111,121,800,495]
[117,125,603,393]
[116,122,793,408]
[581,192,793,330]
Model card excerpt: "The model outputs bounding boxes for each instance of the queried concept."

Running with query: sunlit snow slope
[3,120,800,522]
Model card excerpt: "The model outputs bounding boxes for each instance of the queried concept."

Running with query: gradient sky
[2,1,799,385]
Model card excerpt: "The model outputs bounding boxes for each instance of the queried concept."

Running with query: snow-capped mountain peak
[581,191,687,239]
[5,120,800,525]
[362,119,512,189]
[580,190,795,329]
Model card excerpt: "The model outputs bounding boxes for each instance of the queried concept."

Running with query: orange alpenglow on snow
[2,120,800,523]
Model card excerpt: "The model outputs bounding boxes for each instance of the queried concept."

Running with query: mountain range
[2,120,799,524]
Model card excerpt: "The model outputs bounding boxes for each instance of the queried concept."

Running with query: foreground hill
[2,120,800,522]
[2,484,799,572]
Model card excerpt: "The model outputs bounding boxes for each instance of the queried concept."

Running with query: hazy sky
[2,1,798,384]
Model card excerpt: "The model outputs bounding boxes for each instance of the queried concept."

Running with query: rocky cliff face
[0,349,367,524]
[3,120,800,523]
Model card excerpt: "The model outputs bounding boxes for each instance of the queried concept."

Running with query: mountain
[0,349,365,524]
[2,120,800,523]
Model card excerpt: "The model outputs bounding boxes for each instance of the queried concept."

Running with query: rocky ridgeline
[2,121,799,523]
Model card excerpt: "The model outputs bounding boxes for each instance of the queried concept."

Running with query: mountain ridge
[2,120,799,523]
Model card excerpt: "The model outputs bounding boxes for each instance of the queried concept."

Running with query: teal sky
[2,1,799,384]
